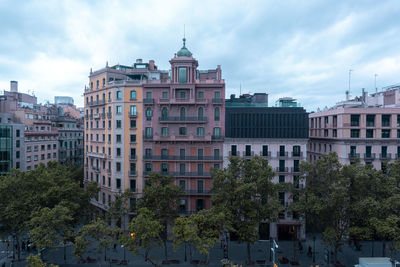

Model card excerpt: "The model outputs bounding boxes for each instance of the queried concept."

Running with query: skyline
[1,0,400,111]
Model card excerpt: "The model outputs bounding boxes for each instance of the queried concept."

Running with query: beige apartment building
[309,86,400,170]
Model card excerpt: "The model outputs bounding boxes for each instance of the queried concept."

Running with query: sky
[0,0,400,112]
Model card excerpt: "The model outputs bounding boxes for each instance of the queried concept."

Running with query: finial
[183,24,186,47]
[90,68,92,74]
[183,37,186,47]
[106,61,109,67]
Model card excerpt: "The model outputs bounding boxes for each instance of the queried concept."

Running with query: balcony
[88,99,106,106]
[379,153,391,160]
[159,117,207,123]
[211,135,223,140]
[130,188,137,193]
[130,155,137,160]
[143,98,154,104]
[143,155,222,161]
[277,152,289,158]
[144,135,153,140]
[212,98,223,104]
[87,152,106,159]
[364,153,376,160]
[129,171,137,176]
[129,113,137,118]
[243,151,254,158]
[107,112,112,119]
[291,167,301,173]
[185,189,212,195]
[229,151,240,157]
[275,167,289,173]
[291,152,303,158]
[92,166,100,172]
[143,171,211,177]
[259,151,272,157]
[107,169,111,174]
[348,153,360,159]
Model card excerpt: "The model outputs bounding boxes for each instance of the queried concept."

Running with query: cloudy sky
[0,0,399,111]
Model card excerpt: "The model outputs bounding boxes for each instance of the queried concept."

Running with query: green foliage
[107,189,133,230]
[212,156,280,261]
[26,254,58,267]
[122,208,163,265]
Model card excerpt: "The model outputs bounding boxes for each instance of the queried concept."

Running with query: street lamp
[271,239,278,266]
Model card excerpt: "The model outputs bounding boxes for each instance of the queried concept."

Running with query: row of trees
[292,152,400,261]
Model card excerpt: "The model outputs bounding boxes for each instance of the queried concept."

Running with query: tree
[28,204,74,262]
[173,209,226,263]
[26,254,58,267]
[122,208,163,266]
[138,173,184,261]
[292,152,349,262]
[73,217,118,264]
[212,156,281,262]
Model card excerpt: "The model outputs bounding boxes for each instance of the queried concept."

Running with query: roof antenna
[240,83,242,96]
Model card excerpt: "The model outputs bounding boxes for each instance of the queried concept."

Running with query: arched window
[198,107,204,119]
[161,107,168,119]
[214,107,220,121]
[180,107,186,120]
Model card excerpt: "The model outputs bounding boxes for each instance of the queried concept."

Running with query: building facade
[309,87,400,170]
[224,94,308,241]
[83,39,225,215]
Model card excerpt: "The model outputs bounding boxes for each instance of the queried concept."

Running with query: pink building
[309,86,400,170]
[143,38,225,213]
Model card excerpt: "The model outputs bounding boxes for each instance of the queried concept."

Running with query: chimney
[345,90,349,101]
[136,58,142,63]
[149,60,155,70]
[10,81,18,92]
[230,94,235,100]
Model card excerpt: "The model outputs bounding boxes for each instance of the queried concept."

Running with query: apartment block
[224,95,308,241]
[309,86,400,170]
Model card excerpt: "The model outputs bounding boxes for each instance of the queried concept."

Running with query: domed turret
[176,38,192,57]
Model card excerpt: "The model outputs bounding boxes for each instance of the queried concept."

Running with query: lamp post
[271,239,278,266]
[313,236,316,263]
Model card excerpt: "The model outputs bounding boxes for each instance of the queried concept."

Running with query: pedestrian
[307,246,312,257]
[298,241,303,252]
[21,241,25,251]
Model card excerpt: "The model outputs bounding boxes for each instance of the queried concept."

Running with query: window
[350,146,357,157]
[130,90,136,100]
[350,129,360,138]
[198,149,203,159]
[366,114,375,127]
[213,127,221,137]
[146,91,152,99]
[27,156,31,162]
[41,145,45,151]
[398,115,400,127]
[179,180,186,190]
[279,145,285,156]
[130,134,136,142]
[179,127,187,135]
[130,105,137,116]
[293,146,301,157]
[162,91,168,99]
[350,114,360,126]
[366,129,374,138]
[130,119,136,128]
[116,179,121,189]
[382,114,391,127]
[197,180,204,193]
[279,175,285,183]
[116,162,121,172]
[116,148,121,157]
[27,146,31,152]
[16,130,20,137]
[116,91,122,100]
[398,129,400,138]
[15,151,19,159]
[231,145,237,156]
[116,135,121,143]
[198,91,204,99]
[16,140,20,148]
[116,120,122,128]
[116,106,122,114]
[198,107,203,119]
[180,107,185,120]
[145,127,153,138]
[108,92,112,101]
[178,67,187,83]
[245,145,251,156]
[34,155,38,161]
[96,80,99,89]
[214,107,220,121]
[333,129,337,137]
[279,160,285,172]
[214,149,220,159]
[130,148,136,158]
[382,129,391,138]
[197,127,204,136]
[293,160,300,172]
[130,163,136,173]
[180,149,185,159]
[145,163,152,172]
[161,127,169,136]
[161,163,168,174]
[366,146,372,158]
[197,164,204,175]
[130,179,136,192]
[145,108,152,120]
[262,145,269,156]
[381,146,388,158]
[180,91,186,99]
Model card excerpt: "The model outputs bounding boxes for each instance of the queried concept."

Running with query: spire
[176,36,192,57]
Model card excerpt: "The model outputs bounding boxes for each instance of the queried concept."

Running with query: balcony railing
[348,153,360,159]
[143,155,222,161]
[129,171,137,176]
[291,152,303,158]
[379,153,391,159]
[87,99,106,106]
[259,151,272,157]
[143,171,211,177]
[185,189,212,195]
[275,167,289,173]
[229,151,240,157]
[107,112,112,118]
[130,155,137,160]
[364,153,376,159]
[87,152,106,159]
[277,152,289,157]
[159,116,207,123]
[291,167,300,173]
[212,98,223,104]
[143,98,154,104]
[211,135,223,140]
[129,113,137,118]
[243,151,254,157]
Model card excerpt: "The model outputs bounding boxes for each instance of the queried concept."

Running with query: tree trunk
[189,243,193,261]
[334,246,338,262]
[383,241,386,257]
[247,242,251,262]
[163,239,168,261]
